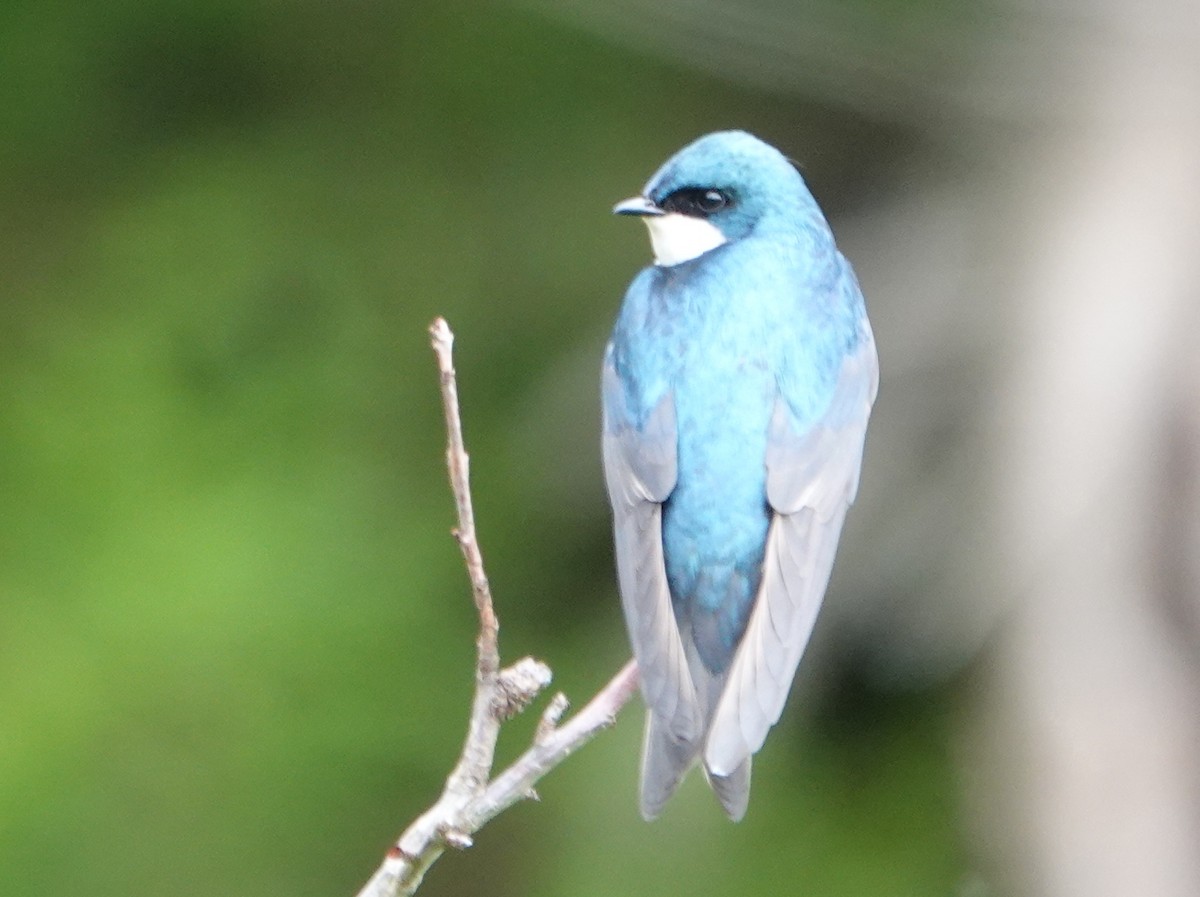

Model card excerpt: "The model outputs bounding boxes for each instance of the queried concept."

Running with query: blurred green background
[14,1,1196,896]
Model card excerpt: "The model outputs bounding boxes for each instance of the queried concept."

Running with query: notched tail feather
[641,642,756,821]
[639,714,700,820]
[705,757,752,822]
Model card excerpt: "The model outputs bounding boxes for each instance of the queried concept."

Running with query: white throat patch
[642,213,727,266]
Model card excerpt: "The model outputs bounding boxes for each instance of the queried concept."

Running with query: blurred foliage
[0,2,964,895]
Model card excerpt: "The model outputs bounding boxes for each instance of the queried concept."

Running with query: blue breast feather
[609,227,864,673]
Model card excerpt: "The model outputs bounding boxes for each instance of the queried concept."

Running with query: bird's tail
[639,713,698,820]
[639,710,754,821]
[705,756,752,821]
[639,641,755,821]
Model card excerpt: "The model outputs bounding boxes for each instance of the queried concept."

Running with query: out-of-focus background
[2,1,1198,895]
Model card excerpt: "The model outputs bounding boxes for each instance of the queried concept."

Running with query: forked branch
[353,318,640,897]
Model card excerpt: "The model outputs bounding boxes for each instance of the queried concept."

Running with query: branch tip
[429,317,454,351]
[536,692,571,742]
[442,829,473,850]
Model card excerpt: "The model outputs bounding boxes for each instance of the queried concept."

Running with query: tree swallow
[603,131,878,820]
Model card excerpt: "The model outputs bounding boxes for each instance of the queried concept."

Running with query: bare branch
[466,660,639,828]
[352,319,640,897]
[429,317,499,677]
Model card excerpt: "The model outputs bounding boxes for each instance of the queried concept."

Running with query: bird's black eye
[660,187,732,218]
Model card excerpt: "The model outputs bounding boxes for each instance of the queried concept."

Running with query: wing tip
[706,757,752,822]
[639,712,700,820]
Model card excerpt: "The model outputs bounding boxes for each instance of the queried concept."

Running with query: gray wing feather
[639,713,698,820]
[601,357,702,747]
[707,757,752,822]
[704,325,878,775]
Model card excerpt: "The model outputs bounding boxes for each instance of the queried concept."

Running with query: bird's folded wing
[705,325,878,775]
[601,357,701,745]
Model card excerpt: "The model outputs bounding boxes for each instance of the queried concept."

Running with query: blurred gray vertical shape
[973,0,1200,894]
[519,0,1200,891]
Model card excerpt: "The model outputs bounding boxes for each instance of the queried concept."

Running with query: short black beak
[613,196,664,217]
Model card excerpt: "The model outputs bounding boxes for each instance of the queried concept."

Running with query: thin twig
[430,317,499,676]
[431,317,502,801]
[352,319,640,897]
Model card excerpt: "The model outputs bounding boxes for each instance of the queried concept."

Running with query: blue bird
[603,131,877,820]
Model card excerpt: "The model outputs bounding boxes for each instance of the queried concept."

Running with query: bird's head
[614,130,811,267]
